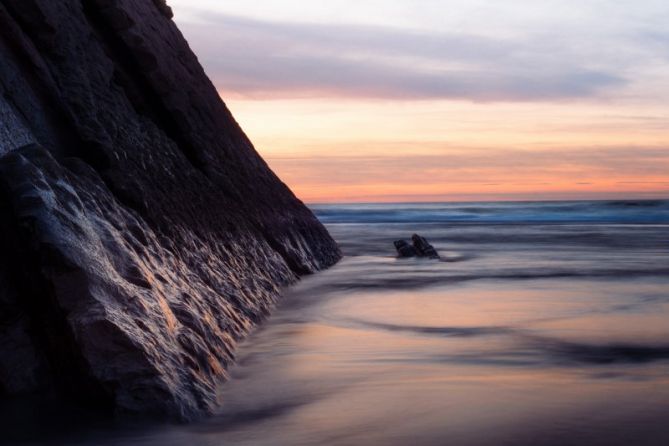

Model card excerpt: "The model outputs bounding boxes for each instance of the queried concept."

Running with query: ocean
[7,200,669,446]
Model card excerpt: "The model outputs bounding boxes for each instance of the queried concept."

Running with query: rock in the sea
[411,234,440,259]
[394,234,440,259]
[0,0,340,419]
[394,239,417,257]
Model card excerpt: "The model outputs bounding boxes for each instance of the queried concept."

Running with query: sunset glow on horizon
[170,0,669,203]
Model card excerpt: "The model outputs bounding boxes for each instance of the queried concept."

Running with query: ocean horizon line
[307,197,669,206]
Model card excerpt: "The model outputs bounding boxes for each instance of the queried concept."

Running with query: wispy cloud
[267,145,669,182]
[177,13,627,101]
[264,144,669,201]
[169,1,669,201]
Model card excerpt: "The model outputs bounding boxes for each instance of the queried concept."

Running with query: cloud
[266,145,669,183]
[176,13,627,102]
[262,144,669,201]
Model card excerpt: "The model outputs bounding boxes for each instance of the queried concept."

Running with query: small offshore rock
[394,234,440,259]
[394,239,417,257]
[411,234,440,259]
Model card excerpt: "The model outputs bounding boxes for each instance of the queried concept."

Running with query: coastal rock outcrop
[0,0,340,419]
[393,239,418,257]
[411,234,440,259]
[394,234,440,259]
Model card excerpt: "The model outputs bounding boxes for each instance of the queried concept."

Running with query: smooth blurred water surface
[9,200,669,446]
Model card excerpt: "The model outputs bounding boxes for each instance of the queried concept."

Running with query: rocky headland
[0,0,340,419]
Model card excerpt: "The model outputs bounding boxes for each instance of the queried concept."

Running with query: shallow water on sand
[7,201,669,445]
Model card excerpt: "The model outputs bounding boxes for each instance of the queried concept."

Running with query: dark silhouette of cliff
[0,0,340,419]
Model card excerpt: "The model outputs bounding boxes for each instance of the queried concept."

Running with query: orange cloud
[222,98,669,202]
[171,2,669,203]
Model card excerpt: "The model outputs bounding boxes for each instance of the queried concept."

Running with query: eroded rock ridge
[0,0,340,419]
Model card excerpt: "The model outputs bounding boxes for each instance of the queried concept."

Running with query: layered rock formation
[0,0,340,419]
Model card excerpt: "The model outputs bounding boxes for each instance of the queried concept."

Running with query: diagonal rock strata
[0,0,340,419]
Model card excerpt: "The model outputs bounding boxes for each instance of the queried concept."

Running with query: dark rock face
[394,234,440,259]
[393,240,417,258]
[411,234,440,259]
[0,0,340,419]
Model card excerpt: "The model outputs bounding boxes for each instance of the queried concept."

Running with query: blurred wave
[312,200,669,224]
[9,200,669,446]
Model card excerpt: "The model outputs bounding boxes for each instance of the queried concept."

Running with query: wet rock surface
[394,234,440,259]
[411,234,440,259]
[0,0,340,419]
[393,239,417,258]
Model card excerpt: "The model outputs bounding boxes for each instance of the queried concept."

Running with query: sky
[169,0,669,203]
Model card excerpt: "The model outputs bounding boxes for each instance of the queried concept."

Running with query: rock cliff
[0,0,340,419]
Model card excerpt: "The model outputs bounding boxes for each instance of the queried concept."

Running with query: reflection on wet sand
[204,250,669,446]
